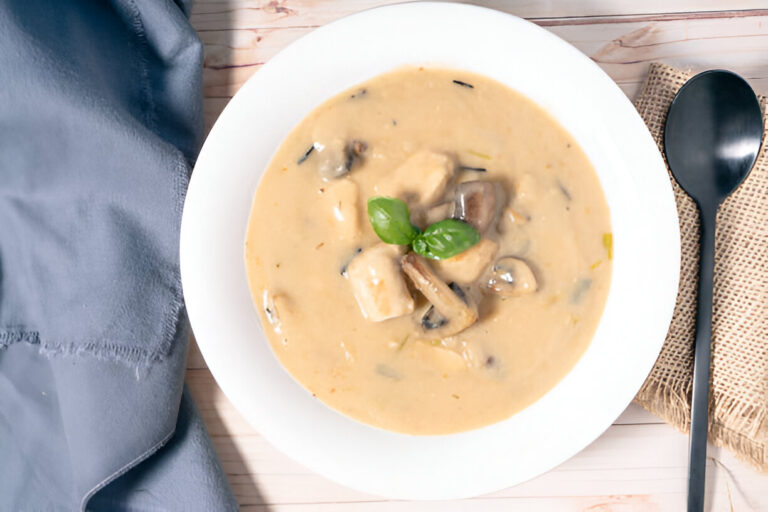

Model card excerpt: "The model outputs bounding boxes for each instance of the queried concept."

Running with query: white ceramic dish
[181,2,680,500]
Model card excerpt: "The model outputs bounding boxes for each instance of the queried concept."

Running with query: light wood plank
[195,13,768,120]
[239,498,675,512]
[191,0,768,31]
[200,26,307,99]
[548,14,768,98]
[235,488,742,512]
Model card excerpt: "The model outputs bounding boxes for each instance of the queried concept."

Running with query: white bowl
[181,2,680,500]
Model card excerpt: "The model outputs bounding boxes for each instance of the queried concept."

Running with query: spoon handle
[687,206,716,512]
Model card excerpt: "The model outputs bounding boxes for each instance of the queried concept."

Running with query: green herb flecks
[467,150,491,160]
[603,233,613,260]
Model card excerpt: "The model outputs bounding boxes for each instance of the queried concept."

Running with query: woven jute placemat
[633,62,768,471]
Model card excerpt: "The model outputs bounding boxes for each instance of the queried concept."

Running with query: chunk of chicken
[379,150,455,206]
[401,253,478,337]
[346,244,415,322]
[325,179,360,241]
[432,238,499,285]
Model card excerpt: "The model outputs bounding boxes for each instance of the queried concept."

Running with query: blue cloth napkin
[0,0,238,509]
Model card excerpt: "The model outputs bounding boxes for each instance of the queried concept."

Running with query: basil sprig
[366,196,480,260]
[367,196,421,245]
[412,219,480,260]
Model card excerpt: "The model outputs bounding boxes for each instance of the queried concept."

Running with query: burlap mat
[633,62,768,471]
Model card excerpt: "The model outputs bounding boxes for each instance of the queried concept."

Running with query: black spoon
[664,70,762,512]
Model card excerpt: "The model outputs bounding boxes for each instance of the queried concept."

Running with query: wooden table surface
[186,2,768,510]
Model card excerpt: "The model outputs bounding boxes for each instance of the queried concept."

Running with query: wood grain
[191,1,768,30]
[194,6,768,133]
[187,1,768,509]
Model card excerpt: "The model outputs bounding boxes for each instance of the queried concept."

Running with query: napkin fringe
[0,331,40,346]
[0,300,183,365]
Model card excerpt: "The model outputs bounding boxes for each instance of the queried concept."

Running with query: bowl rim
[181,2,680,500]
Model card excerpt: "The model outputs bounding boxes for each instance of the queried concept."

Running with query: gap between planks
[534,8,768,26]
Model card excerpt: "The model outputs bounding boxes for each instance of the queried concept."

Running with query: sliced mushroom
[448,281,468,301]
[454,181,496,233]
[421,281,473,330]
[379,150,455,206]
[485,256,538,297]
[421,305,448,330]
[317,138,367,180]
[402,253,478,337]
[432,238,499,284]
[346,244,414,321]
[346,140,367,168]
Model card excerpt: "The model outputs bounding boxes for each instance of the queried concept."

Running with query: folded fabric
[0,0,237,509]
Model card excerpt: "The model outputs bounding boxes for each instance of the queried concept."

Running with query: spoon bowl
[665,70,762,206]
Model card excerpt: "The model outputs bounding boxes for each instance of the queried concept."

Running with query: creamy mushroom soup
[245,68,612,434]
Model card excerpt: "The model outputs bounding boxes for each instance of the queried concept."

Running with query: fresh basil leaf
[367,196,420,245]
[412,219,480,260]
